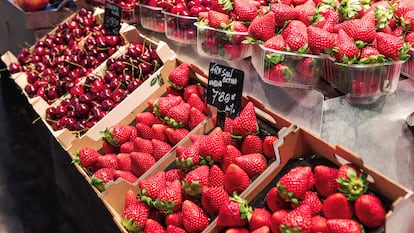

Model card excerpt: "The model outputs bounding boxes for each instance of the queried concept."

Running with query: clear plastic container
[401,48,414,79]
[121,3,139,24]
[251,44,325,89]
[195,22,252,60]
[139,4,165,32]
[322,57,405,105]
[164,12,197,44]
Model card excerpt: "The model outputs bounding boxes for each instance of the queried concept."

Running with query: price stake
[103,2,122,35]
[206,62,244,129]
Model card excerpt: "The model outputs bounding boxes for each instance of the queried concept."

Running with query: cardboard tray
[204,126,414,233]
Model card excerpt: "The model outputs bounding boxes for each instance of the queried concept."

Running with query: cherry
[79,93,93,103]
[112,88,127,103]
[98,88,112,101]
[75,103,90,118]
[24,84,37,98]
[70,86,85,97]
[55,105,68,119]
[26,71,39,84]
[8,63,21,73]
[102,99,115,111]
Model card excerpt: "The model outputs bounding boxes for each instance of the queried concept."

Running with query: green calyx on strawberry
[100,125,131,147]
[338,0,364,21]
[121,203,149,233]
[374,5,393,29]
[337,166,369,201]
[265,52,285,67]
[167,62,191,90]
[231,192,252,221]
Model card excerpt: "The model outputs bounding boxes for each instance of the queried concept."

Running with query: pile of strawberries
[214,162,386,233]
[73,62,210,191]
[119,101,281,232]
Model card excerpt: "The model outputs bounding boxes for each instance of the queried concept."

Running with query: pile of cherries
[45,41,162,134]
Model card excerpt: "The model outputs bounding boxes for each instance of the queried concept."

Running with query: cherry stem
[65,59,85,69]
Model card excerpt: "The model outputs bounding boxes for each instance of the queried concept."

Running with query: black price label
[104,2,122,35]
[206,62,244,119]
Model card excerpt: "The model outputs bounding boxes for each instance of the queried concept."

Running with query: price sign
[103,2,122,35]
[206,62,244,124]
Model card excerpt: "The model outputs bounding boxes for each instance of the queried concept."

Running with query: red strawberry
[165,103,191,128]
[314,165,339,197]
[264,62,295,84]
[133,137,154,154]
[282,20,309,52]
[270,210,288,233]
[165,168,185,182]
[187,93,206,112]
[392,25,405,37]
[97,153,118,169]
[265,187,290,212]
[135,122,154,139]
[248,12,276,42]
[154,179,183,214]
[102,141,118,154]
[166,86,183,96]
[74,147,100,167]
[270,3,297,27]
[224,43,244,60]
[207,10,230,29]
[183,84,204,101]
[115,170,138,183]
[240,135,263,154]
[138,171,166,200]
[337,0,365,20]
[121,202,150,233]
[152,123,168,142]
[249,208,272,231]
[201,186,230,215]
[233,0,258,22]
[130,152,156,177]
[168,62,191,90]
[232,102,258,137]
[307,26,336,55]
[200,127,227,163]
[295,0,316,26]
[221,144,243,172]
[336,163,368,201]
[212,114,234,133]
[394,0,414,18]
[208,164,225,187]
[188,107,207,130]
[135,111,158,126]
[354,194,386,228]
[277,166,315,204]
[311,215,328,233]
[223,163,251,194]
[334,29,360,63]
[91,167,116,191]
[166,225,186,233]
[358,45,386,64]
[322,192,354,219]
[217,193,252,227]
[165,211,183,228]
[292,191,322,216]
[120,141,135,153]
[313,7,339,32]
[326,219,365,233]
[209,0,231,13]
[165,127,189,145]
[101,125,132,147]
[225,228,249,233]
[176,144,201,171]
[182,200,210,233]
[296,57,321,83]
[251,226,270,233]
[375,32,411,61]
[340,12,377,43]
[279,204,312,233]
[151,139,172,161]
[182,165,210,196]
[124,189,139,208]
[229,21,249,44]
[153,95,183,117]
[234,153,267,178]
[144,219,165,233]
[264,35,287,51]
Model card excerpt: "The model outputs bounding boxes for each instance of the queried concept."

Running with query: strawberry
[375,32,411,61]
[164,103,191,128]
[340,12,377,43]
[101,125,132,147]
[200,127,227,163]
[270,3,297,27]
[209,0,232,13]
[223,163,251,194]
[354,194,386,228]
[336,163,368,201]
[240,135,263,154]
[133,137,154,154]
[311,215,328,233]
[322,192,354,219]
[358,45,386,64]
[130,152,156,177]
[307,26,336,55]
[270,210,288,233]
[153,95,184,117]
[279,204,312,233]
[73,147,100,168]
[135,111,158,126]
[96,153,118,169]
[182,200,210,233]
[313,6,339,32]
[201,186,230,215]
[277,166,315,204]
[154,179,183,214]
[135,122,155,140]
[187,93,207,113]
[183,84,204,101]
[234,153,267,178]
[144,219,166,233]
[326,219,365,233]
[295,0,316,26]
[292,191,322,216]
[138,171,166,200]
[394,0,414,18]
[207,10,230,29]
[405,31,414,45]
[338,0,365,21]
[217,193,252,227]
[314,165,339,197]
[102,141,118,154]
[262,135,278,159]
[251,226,270,233]
[121,202,150,233]
[265,187,290,212]
[165,212,183,228]
[202,36,219,54]
[229,21,249,44]
[151,139,172,161]
[233,0,259,22]
[176,144,201,171]
[165,127,189,145]
[168,62,191,90]
[152,123,168,142]
[182,165,210,196]
[120,141,135,153]
[232,101,258,137]
[224,44,244,60]
[124,189,139,208]
[166,86,183,96]
[334,29,359,64]
[282,20,309,53]
[166,225,186,233]
[212,114,234,133]
[209,164,225,187]
[296,57,321,83]
[392,25,405,37]
[264,62,295,84]
[188,107,207,130]
[91,167,116,191]
[248,12,276,42]
[165,169,185,182]
[225,228,249,233]
[264,35,287,51]
[115,170,138,183]
[249,208,272,231]
[221,144,243,172]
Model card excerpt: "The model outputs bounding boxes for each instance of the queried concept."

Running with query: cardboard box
[205,126,414,233]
